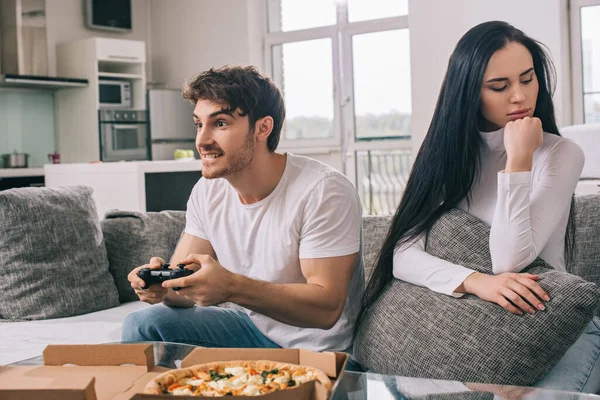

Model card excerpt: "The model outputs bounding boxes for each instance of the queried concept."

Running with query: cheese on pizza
[145,360,332,397]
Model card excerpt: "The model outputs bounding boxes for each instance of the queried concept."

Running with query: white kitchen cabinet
[44,160,202,219]
[95,38,146,63]
[54,38,147,164]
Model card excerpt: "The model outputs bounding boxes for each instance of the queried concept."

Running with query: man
[122,66,363,355]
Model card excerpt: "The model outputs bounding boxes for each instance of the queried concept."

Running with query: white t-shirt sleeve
[184,180,209,240]
[393,234,476,297]
[298,175,361,259]
[489,139,584,273]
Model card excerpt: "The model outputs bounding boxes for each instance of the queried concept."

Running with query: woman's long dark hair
[355,21,576,334]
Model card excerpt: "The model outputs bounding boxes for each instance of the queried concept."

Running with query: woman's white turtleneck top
[392,127,585,296]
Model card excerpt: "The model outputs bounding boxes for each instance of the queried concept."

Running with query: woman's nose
[510,85,526,103]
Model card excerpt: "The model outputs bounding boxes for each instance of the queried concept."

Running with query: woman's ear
[255,116,274,145]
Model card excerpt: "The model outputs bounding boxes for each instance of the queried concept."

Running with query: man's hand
[504,117,543,173]
[163,254,235,307]
[128,257,169,304]
[460,272,550,315]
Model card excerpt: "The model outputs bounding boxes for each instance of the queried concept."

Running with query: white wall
[408,0,571,155]
[149,0,266,90]
[45,0,150,77]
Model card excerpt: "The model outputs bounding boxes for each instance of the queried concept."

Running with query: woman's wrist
[458,272,482,294]
[505,155,533,173]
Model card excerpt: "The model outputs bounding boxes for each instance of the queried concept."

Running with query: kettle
[48,151,60,164]
[1,150,29,168]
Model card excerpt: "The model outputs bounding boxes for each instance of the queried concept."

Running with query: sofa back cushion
[101,210,186,303]
[362,216,392,282]
[0,186,120,320]
[354,208,600,386]
[571,194,600,316]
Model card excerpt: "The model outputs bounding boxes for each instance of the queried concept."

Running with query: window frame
[264,0,411,184]
[570,0,600,124]
[264,25,343,150]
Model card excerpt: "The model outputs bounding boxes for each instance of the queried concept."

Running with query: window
[570,0,600,124]
[266,0,411,215]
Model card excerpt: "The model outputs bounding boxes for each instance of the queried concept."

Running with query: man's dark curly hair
[183,66,286,152]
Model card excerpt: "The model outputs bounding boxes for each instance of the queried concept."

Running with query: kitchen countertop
[0,168,45,178]
[44,159,202,174]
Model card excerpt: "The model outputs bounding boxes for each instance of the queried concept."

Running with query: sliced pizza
[145,360,332,397]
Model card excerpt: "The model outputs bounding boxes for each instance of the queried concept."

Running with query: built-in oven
[99,79,132,109]
[99,110,149,162]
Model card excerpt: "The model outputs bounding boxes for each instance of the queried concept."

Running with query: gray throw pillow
[101,210,185,303]
[0,186,120,320]
[354,209,600,386]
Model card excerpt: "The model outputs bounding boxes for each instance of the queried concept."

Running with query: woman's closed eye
[491,85,508,92]
[521,76,534,84]
[490,77,534,92]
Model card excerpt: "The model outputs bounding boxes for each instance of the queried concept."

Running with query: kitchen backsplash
[0,90,56,168]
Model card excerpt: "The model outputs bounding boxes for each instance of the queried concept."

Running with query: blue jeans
[122,305,281,348]
[121,304,364,371]
[534,317,600,393]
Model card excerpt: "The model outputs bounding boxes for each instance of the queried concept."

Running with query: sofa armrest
[571,195,600,316]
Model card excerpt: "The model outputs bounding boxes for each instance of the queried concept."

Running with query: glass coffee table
[9,342,599,399]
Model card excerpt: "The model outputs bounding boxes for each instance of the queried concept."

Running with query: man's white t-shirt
[185,153,364,351]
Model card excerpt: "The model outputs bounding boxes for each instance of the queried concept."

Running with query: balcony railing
[357,149,412,216]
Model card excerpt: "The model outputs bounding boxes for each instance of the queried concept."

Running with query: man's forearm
[228,274,343,330]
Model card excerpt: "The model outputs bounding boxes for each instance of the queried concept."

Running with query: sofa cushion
[101,210,186,303]
[570,194,600,317]
[355,209,600,386]
[0,186,120,321]
[363,216,392,281]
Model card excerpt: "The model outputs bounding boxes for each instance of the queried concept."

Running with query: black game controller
[138,263,193,291]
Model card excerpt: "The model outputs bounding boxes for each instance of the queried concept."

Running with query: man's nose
[196,126,214,147]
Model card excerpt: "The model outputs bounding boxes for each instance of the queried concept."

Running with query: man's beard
[202,130,255,179]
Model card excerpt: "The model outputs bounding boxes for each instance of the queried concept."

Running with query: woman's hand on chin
[504,117,543,172]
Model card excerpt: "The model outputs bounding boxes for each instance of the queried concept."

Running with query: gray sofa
[1,186,599,382]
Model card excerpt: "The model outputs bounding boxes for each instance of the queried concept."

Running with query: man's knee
[121,305,173,342]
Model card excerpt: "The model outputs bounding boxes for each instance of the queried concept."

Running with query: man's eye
[217,120,227,127]
[491,86,507,92]
[194,122,202,128]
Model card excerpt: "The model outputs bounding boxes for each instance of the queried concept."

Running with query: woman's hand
[460,272,549,315]
[504,117,543,172]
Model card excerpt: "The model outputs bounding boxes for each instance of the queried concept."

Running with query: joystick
[138,263,193,291]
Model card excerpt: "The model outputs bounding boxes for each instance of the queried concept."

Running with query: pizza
[144,360,333,397]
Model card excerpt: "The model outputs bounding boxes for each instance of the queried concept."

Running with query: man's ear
[254,116,274,145]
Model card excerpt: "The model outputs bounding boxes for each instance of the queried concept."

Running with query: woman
[357,21,599,393]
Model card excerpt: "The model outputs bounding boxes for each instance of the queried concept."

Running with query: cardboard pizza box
[0,344,348,400]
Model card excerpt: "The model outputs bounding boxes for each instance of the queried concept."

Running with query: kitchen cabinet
[0,168,44,191]
[54,38,147,164]
[44,160,201,218]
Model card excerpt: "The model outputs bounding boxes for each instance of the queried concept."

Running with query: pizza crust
[144,359,333,395]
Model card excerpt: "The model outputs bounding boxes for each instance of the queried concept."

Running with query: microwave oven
[99,80,131,108]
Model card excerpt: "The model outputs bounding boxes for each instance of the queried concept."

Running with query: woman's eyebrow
[486,67,535,83]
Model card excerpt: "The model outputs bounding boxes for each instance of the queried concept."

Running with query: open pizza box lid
[0,344,348,400]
